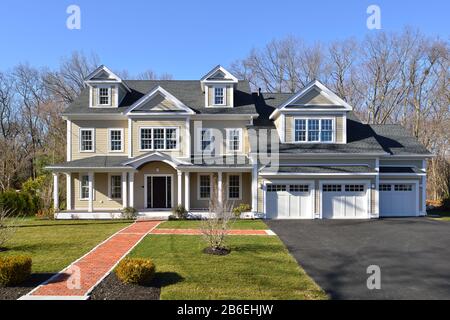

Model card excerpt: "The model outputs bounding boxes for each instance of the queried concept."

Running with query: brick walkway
[22,221,161,299]
[150,228,276,235]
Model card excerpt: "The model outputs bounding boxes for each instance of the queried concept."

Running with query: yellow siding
[292,89,334,105]
[73,173,122,210]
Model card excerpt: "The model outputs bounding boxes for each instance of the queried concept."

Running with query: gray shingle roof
[261,166,376,174]
[47,156,130,168]
[180,155,251,167]
[63,80,257,115]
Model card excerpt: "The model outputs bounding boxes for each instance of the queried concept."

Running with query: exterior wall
[71,120,128,160]
[191,120,250,155]
[73,173,122,210]
[283,114,345,143]
[132,119,186,158]
[292,89,333,105]
[133,161,178,210]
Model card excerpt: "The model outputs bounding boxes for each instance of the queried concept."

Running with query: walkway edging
[150,228,276,236]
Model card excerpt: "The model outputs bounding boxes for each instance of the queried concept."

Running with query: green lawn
[0,218,132,273]
[129,235,327,300]
[158,219,268,230]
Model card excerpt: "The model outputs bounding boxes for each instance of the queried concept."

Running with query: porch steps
[137,216,169,221]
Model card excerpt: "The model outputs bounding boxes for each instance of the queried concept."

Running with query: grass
[158,219,268,230]
[0,218,132,273]
[428,210,450,221]
[129,235,327,300]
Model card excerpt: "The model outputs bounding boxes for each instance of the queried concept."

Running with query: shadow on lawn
[152,272,184,288]
[15,221,133,229]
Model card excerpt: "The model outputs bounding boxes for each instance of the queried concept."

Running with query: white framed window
[213,86,226,105]
[227,174,241,200]
[98,87,111,106]
[294,118,334,143]
[199,128,213,152]
[109,175,122,199]
[139,127,179,151]
[108,129,123,152]
[226,128,242,153]
[198,174,212,200]
[79,128,95,152]
[79,174,95,200]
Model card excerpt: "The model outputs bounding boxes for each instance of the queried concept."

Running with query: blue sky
[0,0,448,78]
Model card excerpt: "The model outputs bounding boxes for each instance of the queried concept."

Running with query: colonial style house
[48,65,431,219]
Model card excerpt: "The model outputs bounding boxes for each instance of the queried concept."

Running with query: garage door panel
[380,183,418,217]
[322,183,368,219]
[266,183,313,219]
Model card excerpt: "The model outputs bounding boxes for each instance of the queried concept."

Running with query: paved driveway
[267,218,450,299]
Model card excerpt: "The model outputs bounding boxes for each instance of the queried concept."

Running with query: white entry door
[266,183,313,219]
[380,182,418,217]
[322,183,368,219]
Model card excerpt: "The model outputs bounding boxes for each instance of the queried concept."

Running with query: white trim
[177,171,182,206]
[280,114,285,142]
[225,128,243,153]
[123,151,189,168]
[122,172,128,209]
[108,128,124,153]
[196,127,213,153]
[88,172,94,213]
[129,172,134,208]
[107,173,123,200]
[227,172,242,201]
[78,173,94,201]
[128,119,132,158]
[97,85,112,106]
[66,120,72,161]
[185,172,190,211]
[260,172,377,177]
[84,65,131,92]
[251,163,258,213]
[197,173,213,200]
[185,117,191,158]
[66,173,72,210]
[292,117,335,144]
[79,128,95,153]
[138,126,180,152]
[200,65,238,84]
[342,113,347,144]
[144,174,174,209]
[53,173,59,210]
[211,85,227,106]
[318,179,371,220]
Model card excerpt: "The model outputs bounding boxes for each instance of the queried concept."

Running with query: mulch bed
[0,273,54,300]
[89,273,160,300]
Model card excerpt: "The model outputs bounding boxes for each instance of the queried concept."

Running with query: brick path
[150,228,275,235]
[22,221,161,299]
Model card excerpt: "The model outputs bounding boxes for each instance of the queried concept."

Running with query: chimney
[258,88,262,96]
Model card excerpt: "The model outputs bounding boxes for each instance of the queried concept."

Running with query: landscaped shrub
[0,190,41,216]
[121,207,138,220]
[172,204,188,219]
[442,198,450,210]
[0,256,32,287]
[232,204,251,218]
[115,258,155,285]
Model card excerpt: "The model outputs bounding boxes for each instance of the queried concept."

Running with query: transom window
[98,87,111,105]
[267,185,287,192]
[200,129,213,152]
[345,184,365,192]
[323,184,342,192]
[139,128,178,150]
[110,175,122,199]
[228,175,241,199]
[80,175,89,199]
[109,129,123,152]
[394,184,413,191]
[294,118,334,143]
[290,185,309,192]
[226,129,242,152]
[80,129,94,152]
[199,175,211,199]
[214,87,225,105]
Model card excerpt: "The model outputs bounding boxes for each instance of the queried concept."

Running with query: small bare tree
[201,176,235,255]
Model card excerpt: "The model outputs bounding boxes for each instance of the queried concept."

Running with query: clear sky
[0,0,448,78]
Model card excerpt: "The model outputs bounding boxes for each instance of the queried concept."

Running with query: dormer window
[214,87,225,105]
[294,118,334,143]
[98,87,111,105]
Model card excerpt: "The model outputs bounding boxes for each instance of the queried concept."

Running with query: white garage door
[380,183,418,217]
[266,183,313,219]
[322,183,368,219]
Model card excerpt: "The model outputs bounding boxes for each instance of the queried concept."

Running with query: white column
[184,172,190,211]
[88,172,94,213]
[217,171,223,204]
[53,173,59,210]
[122,172,128,209]
[66,173,72,210]
[422,160,427,215]
[66,120,72,161]
[177,171,182,206]
[129,172,134,208]
[128,119,133,158]
[251,164,258,213]
[374,158,380,217]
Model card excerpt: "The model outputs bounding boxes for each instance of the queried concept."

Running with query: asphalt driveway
[267,218,450,299]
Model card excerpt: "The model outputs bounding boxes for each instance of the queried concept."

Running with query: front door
[146,175,172,209]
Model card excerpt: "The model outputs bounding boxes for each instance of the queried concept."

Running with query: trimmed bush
[0,256,32,287]
[232,204,251,218]
[115,258,155,285]
[172,204,188,220]
[121,207,138,220]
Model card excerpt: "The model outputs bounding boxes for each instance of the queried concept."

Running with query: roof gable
[84,65,131,92]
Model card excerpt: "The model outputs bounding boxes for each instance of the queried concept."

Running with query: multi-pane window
[267,185,287,192]
[80,175,89,199]
[290,185,309,192]
[380,184,392,191]
[199,175,211,199]
[345,184,365,192]
[140,128,178,150]
[109,129,122,152]
[294,119,307,142]
[323,184,342,192]
[98,87,110,105]
[214,87,225,105]
[228,175,240,199]
[227,129,241,152]
[80,129,94,152]
[201,129,213,152]
[294,118,334,143]
[110,175,122,199]
[394,184,413,191]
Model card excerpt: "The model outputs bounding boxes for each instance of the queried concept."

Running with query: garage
[379,181,419,217]
[321,182,369,219]
[265,182,314,219]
